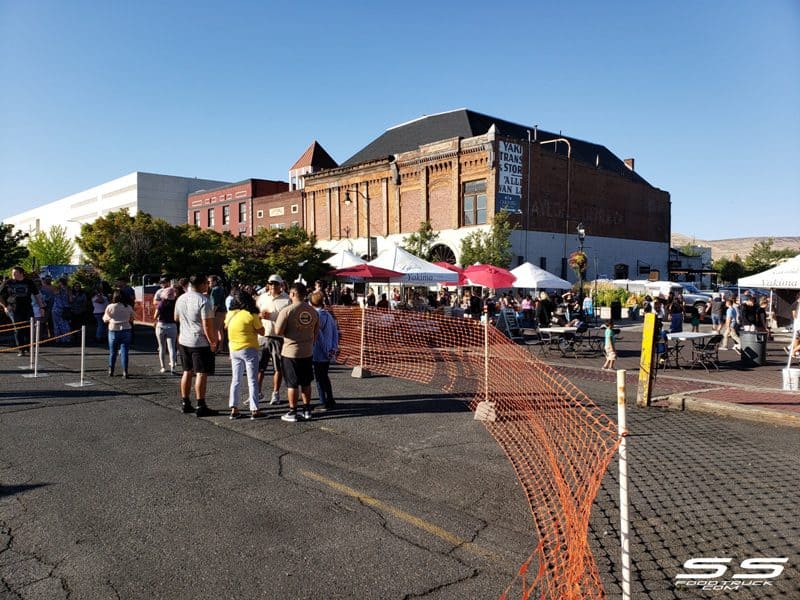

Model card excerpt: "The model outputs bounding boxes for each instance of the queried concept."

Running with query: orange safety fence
[330,306,621,600]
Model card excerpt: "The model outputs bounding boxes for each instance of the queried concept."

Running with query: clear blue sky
[1,1,798,240]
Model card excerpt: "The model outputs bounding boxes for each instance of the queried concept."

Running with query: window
[222,205,230,225]
[463,180,487,225]
[239,202,247,222]
[208,208,215,227]
[291,204,299,214]
[270,223,286,230]
[193,211,200,226]
[256,210,264,218]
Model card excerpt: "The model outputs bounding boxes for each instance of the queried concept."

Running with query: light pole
[577,222,586,302]
[344,188,371,260]
[538,138,572,279]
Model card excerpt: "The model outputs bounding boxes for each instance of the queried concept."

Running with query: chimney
[624,158,635,171]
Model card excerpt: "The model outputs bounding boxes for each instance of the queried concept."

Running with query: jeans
[669,313,683,333]
[229,347,260,411]
[94,314,107,341]
[155,322,178,370]
[108,329,132,371]
[313,361,333,406]
[6,310,31,350]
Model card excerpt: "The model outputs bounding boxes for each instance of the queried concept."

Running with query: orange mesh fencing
[331,306,620,600]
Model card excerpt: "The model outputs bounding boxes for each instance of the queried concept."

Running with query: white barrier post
[617,369,630,600]
[67,326,93,388]
[351,304,371,378]
[29,317,34,369]
[23,321,48,378]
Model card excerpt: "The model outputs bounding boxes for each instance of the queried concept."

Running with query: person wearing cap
[256,274,291,405]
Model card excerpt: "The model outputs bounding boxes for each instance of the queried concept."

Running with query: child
[689,304,700,332]
[602,319,617,370]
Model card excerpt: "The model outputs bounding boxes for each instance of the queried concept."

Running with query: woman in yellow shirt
[224,290,265,419]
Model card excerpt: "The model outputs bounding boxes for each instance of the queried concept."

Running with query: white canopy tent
[324,249,367,269]
[368,245,459,285]
[737,255,800,289]
[510,262,572,290]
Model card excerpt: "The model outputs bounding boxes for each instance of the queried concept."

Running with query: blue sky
[1,1,798,240]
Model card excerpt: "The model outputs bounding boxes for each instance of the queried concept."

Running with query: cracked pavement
[0,332,798,598]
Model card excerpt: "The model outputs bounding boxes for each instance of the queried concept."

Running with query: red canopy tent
[464,264,517,289]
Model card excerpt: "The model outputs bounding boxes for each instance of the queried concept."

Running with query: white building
[3,171,231,263]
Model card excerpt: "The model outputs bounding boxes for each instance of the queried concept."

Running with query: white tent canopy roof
[324,249,367,269]
[509,262,572,290]
[368,245,459,284]
[737,255,800,289]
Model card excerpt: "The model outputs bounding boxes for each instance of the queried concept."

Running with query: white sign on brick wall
[497,140,523,213]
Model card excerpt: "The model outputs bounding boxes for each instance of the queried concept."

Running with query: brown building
[188,179,288,236]
[301,109,671,280]
[252,189,303,231]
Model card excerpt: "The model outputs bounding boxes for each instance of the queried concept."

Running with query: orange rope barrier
[331,306,620,599]
[0,328,80,353]
[0,320,31,333]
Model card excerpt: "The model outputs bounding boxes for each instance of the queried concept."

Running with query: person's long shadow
[312,392,473,420]
[0,482,50,498]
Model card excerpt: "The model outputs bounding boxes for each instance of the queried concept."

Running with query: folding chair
[689,334,723,373]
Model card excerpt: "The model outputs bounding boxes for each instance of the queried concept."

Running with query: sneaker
[301,408,312,421]
[229,409,241,420]
[269,391,281,405]
[195,404,219,417]
[17,351,24,357]
[280,410,298,423]
[181,401,195,414]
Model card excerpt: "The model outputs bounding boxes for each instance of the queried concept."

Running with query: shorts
[179,345,216,375]
[711,314,723,327]
[604,346,617,360]
[259,337,284,373]
[281,356,314,388]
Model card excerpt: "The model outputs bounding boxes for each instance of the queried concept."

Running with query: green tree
[459,210,514,267]
[224,226,331,286]
[712,257,745,284]
[23,225,75,272]
[0,223,29,271]
[679,242,702,257]
[743,238,799,275]
[77,210,173,281]
[164,225,233,278]
[402,221,439,260]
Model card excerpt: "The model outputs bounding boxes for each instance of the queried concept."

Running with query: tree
[402,221,439,260]
[712,257,745,284]
[459,210,514,267]
[743,238,799,275]
[76,210,173,281]
[223,226,331,286]
[23,225,75,271]
[164,225,233,278]
[0,223,29,271]
[679,242,702,257]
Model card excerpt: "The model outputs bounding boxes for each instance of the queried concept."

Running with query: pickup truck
[677,282,712,314]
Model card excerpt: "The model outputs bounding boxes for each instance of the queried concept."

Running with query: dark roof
[290,140,339,171]
[341,108,649,185]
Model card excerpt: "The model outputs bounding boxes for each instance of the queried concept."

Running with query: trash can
[740,330,767,366]
[610,300,622,320]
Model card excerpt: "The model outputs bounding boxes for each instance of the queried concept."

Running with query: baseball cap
[267,274,284,284]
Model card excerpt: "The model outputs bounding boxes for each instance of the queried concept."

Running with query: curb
[664,394,800,428]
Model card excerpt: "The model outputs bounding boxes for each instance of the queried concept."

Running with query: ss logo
[676,557,788,580]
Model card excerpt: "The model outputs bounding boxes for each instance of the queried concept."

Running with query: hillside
[672,233,800,261]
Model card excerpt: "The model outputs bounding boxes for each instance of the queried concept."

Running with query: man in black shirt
[0,266,45,356]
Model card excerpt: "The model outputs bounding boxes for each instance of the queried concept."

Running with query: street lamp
[577,222,586,302]
[344,188,372,260]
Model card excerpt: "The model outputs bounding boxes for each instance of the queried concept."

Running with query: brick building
[301,109,671,282]
[188,179,290,235]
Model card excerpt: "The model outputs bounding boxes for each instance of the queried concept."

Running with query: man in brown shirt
[275,282,319,422]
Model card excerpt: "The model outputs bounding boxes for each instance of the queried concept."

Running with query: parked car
[678,282,712,313]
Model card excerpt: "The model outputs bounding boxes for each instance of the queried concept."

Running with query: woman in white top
[103,290,134,378]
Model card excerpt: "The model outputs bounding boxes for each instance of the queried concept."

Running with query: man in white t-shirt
[256,274,291,404]
[174,273,218,417]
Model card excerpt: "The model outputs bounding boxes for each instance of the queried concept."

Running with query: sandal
[250,410,264,420]
[229,408,241,420]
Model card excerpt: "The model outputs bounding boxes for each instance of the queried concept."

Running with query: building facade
[301,109,671,283]
[187,179,289,236]
[4,171,231,263]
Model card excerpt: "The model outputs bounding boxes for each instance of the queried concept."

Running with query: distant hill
[672,233,800,261]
